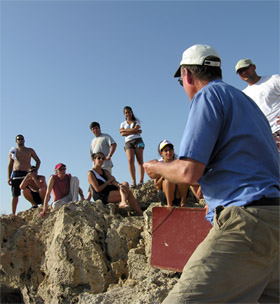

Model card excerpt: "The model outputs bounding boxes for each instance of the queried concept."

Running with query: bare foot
[119,202,130,208]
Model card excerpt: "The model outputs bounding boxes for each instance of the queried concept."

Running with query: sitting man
[39,163,84,218]
[19,166,47,208]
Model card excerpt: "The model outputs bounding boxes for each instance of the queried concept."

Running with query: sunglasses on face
[58,167,66,171]
[96,157,105,160]
[178,78,183,86]
[29,169,37,173]
[17,138,24,141]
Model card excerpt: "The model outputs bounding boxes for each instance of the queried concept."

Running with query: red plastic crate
[151,206,212,272]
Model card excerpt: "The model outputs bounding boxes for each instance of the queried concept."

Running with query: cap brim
[174,66,181,78]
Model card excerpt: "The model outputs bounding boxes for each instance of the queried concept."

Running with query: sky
[1,0,279,215]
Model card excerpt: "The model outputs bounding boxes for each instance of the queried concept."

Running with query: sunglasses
[17,138,24,141]
[96,157,105,160]
[29,169,37,173]
[178,78,183,86]
[58,167,66,171]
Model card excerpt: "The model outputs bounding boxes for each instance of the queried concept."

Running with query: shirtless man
[7,135,41,214]
[20,166,47,208]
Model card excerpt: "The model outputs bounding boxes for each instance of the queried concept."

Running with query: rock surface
[0,180,202,304]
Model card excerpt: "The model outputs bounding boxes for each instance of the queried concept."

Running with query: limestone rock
[1,180,199,303]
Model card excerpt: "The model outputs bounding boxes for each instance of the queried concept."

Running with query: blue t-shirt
[179,79,280,224]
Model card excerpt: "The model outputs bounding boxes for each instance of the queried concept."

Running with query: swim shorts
[124,138,145,151]
[11,170,27,197]
[28,187,43,205]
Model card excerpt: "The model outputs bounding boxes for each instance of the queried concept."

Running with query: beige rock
[1,180,193,304]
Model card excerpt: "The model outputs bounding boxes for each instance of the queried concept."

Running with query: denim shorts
[124,138,145,151]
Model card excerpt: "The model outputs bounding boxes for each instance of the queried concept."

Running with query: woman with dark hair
[120,106,145,188]
[88,152,143,215]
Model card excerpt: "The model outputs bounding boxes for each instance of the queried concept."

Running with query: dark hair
[28,166,37,173]
[15,134,24,140]
[89,122,100,129]
[123,106,137,122]
[181,56,222,81]
[91,151,105,160]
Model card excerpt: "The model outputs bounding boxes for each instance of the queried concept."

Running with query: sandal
[138,182,143,187]
[130,183,136,188]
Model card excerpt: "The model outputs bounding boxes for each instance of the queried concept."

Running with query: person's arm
[144,158,205,185]
[31,149,41,170]
[7,153,14,185]
[19,173,32,189]
[120,124,142,136]
[154,175,164,191]
[78,187,84,200]
[106,143,117,160]
[88,171,115,193]
[39,176,54,218]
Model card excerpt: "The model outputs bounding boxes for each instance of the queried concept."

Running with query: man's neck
[248,75,261,86]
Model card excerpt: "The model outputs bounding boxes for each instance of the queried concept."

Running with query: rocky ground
[0,180,202,304]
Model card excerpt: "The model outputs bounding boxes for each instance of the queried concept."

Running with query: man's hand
[143,160,160,179]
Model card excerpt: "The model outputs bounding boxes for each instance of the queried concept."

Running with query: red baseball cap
[55,163,66,170]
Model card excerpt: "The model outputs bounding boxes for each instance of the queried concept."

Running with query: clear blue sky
[1,0,279,215]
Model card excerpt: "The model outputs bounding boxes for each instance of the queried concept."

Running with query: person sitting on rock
[19,166,47,209]
[39,163,84,218]
[88,152,143,215]
[154,140,203,207]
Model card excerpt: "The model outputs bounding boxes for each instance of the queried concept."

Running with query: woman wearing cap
[39,163,84,218]
[120,106,145,188]
[154,140,189,207]
[88,152,143,215]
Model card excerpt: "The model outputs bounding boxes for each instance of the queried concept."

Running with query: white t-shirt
[243,74,280,133]
[120,120,142,143]
[90,133,115,168]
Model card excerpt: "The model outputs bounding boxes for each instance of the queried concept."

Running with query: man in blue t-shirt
[144,44,279,303]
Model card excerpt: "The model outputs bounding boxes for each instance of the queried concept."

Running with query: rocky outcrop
[0,180,201,304]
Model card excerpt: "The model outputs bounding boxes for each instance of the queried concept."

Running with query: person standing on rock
[7,134,41,215]
[235,58,280,152]
[87,121,117,200]
[19,166,47,209]
[120,106,145,188]
[144,44,279,303]
[39,163,84,218]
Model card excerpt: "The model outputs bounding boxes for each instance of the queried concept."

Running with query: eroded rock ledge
[1,180,200,304]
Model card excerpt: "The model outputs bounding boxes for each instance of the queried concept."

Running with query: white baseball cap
[235,58,253,73]
[174,44,221,78]
[159,140,174,151]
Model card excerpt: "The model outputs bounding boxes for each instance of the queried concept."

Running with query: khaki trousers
[163,204,279,303]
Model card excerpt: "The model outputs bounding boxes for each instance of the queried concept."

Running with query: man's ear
[186,69,194,85]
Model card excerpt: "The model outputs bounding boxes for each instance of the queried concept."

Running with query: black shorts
[91,184,119,204]
[11,171,27,197]
[157,190,181,206]
[28,187,43,205]
[124,138,145,151]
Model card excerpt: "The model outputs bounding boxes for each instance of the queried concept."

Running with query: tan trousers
[163,204,279,303]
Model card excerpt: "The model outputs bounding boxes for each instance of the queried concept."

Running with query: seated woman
[88,152,143,215]
[154,140,203,207]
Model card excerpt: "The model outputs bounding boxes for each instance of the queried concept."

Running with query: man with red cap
[39,163,84,218]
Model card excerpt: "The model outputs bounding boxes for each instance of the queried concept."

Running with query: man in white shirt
[88,122,117,200]
[235,58,280,151]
